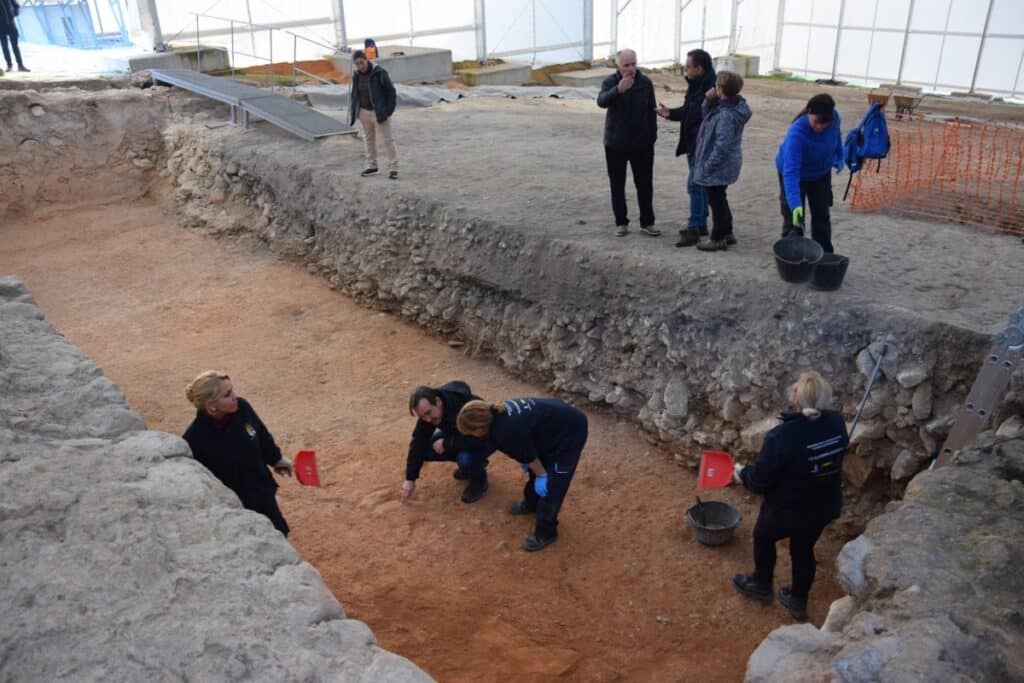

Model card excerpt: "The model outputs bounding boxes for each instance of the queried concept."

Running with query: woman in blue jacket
[731,371,849,621]
[776,94,843,252]
[457,398,588,552]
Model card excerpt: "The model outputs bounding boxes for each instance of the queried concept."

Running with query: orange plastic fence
[849,114,1024,236]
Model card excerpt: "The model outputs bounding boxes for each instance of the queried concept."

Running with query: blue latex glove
[833,159,844,174]
[534,475,548,498]
[520,463,530,474]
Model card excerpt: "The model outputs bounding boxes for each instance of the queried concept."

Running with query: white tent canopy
[129,0,1023,95]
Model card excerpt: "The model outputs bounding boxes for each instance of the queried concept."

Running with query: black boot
[452,467,470,481]
[460,478,488,503]
[18,65,29,73]
[732,574,773,603]
[777,587,809,621]
[522,534,557,552]
[508,500,536,515]
[675,230,701,248]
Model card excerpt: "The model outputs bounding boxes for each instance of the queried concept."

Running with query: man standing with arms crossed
[597,49,660,238]
[349,49,398,179]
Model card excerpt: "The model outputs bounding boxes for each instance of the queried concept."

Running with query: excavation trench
[2,84,1021,681]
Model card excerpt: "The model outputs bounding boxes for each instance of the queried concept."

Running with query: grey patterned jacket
[692,95,752,187]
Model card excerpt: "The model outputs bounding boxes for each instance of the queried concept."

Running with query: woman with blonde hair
[732,371,849,621]
[457,397,588,552]
[182,371,294,536]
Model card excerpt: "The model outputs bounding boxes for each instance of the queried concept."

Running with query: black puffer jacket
[0,0,19,32]
[597,71,658,150]
[666,67,717,157]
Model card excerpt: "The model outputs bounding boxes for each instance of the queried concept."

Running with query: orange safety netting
[849,114,1024,236]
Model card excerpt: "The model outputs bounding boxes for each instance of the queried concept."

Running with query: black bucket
[773,237,824,283]
[684,501,742,546]
[811,253,850,291]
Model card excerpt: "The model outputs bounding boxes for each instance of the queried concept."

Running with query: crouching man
[403,381,491,504]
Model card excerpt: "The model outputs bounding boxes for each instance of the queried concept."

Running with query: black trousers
[705,185,733,242]
[605,145,655,228]
[751,503,830,601]
[0,28,23,69]
[429,429,488,484]
[242,489,290,537]
[778,171,834,253]
[520,414,588,540]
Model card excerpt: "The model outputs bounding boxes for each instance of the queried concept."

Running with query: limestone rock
[744,624,837,683]
[996,414,1024,439]
[911,381,933,421]
[822,596,856,634]
[897,365,930,389]
[741,417,780,454]
[850,419,886,445]
[722,394,745,422]
[890,449,928,481]
[836,535,875,600]
[663,377,689,419]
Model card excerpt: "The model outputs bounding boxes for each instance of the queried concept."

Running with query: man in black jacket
[349,50,398,179]
[597,48,660,238]
[657,49,715,247]
[403,381,492,504]
[0,0,27,73]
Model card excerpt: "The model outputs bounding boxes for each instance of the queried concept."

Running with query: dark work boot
[777,587,809,621]
[460,478,488,504]
[508,500,536,515]
[452,467,470,481]
[732,574,773,603]
[675,230,700,248]
[699,222,709,236]
[522,534,557,552]
[725,233,737,246]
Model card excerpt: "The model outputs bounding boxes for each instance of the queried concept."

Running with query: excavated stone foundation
[3,84,1022,681]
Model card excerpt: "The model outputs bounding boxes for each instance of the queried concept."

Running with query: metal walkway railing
[150,68,355,142]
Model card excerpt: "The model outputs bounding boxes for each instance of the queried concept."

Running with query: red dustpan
[294,450,321,487]
[698,450,734,489]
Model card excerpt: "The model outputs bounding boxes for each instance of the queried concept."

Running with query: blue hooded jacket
[775,112,843,211]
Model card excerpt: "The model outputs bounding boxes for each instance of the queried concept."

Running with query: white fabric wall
[145,0,1024,93]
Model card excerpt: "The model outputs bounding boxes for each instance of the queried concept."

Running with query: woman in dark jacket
[732,371,849,621]
[183,371,293,536]
[0,0,27,73]
[457,398,588,552]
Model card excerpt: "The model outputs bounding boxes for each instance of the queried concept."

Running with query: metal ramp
[150,69,355,142]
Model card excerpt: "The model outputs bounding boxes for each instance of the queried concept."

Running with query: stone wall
[0,276,431,682]
[745,435,1024,682]
[160,121,1022,528]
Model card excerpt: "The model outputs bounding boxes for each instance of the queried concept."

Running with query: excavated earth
[1,80,1022,681]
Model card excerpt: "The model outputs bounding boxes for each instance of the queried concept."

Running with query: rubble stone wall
[0,276,431,682]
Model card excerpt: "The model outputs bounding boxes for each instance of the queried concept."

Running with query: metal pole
[230,19,235,80]
[864,0,879,85]
[728,0,739,54]
[474,0,488,63]
[136,0,164,49]
[896,0,915,85]
[532,0,537,63]
[673,0,682,66]
[408,0,415,45]
[773,0,785,71]
[830,0,846,81]
[701,2,706,50]
[293,33,298,89]
[583,0,593,64]
[330,0,347,49]
[850,344,887,437]
[931,0,953,92]
[969,0,995,94]
[269,28,273,91]
[610,0,618,59]
[1012,46,1024,99]
[196,14,201,72]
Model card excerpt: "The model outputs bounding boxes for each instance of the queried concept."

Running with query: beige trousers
[358,108,398,171]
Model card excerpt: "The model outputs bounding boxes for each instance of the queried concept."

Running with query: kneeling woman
[732,371,848,621]
[183,371,293,536]
[457,398,588,552]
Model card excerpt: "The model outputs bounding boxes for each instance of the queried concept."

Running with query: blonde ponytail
[456,400,505,437]
[789,371,832,420]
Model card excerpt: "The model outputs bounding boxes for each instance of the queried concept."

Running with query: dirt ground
[2,201,847,682]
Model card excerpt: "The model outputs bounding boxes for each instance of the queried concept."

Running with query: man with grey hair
[597,49,660,237]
